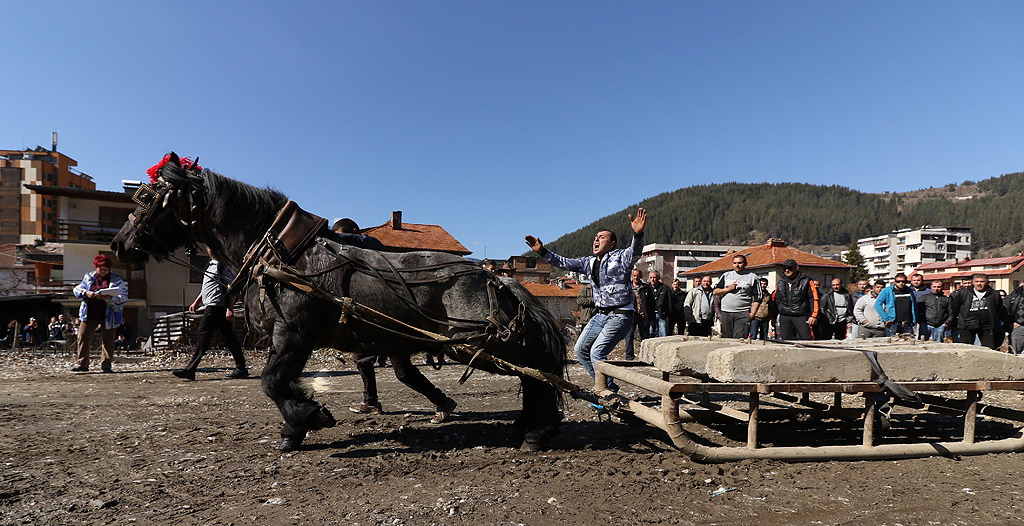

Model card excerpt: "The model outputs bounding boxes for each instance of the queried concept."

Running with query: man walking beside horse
[525,208,647,395]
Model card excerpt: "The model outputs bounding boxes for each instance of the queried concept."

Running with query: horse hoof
[308,406,337,429]
[519,439,542,452]
[278,434,305,452]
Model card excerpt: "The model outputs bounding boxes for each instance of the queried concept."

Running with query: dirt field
[3,348,1024,526]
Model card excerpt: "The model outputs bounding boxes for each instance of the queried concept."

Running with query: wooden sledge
[594,337,1024,462]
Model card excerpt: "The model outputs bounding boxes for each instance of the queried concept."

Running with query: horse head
[111,152,206,263]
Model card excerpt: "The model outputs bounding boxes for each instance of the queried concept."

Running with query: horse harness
[226,201,531,368]
[130,174,207,254]
[130,160,600,404]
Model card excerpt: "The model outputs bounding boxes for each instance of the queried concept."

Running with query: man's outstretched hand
[629,207,647,234]
[524,235,544,253]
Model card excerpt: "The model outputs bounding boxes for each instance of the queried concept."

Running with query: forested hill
[544,171,1024,257]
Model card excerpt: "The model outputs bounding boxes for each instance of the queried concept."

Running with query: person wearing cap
[772,259,818,340]
[71,254,128,372]
[712,254,763,339]
[332,218,457,422]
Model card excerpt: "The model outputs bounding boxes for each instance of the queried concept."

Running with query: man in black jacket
[818,278,854,339]
[667,278,687,335]
[947,274,1007,349]
[772,259,819,340]
[919,280,951,342]
[1004,282,1024,354]
[649,270,672,337]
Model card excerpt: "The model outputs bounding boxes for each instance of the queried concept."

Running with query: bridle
[127,171,207,256]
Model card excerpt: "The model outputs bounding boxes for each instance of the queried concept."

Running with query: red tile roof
[916,256,1024,278]
[362,220,471,255]
[681,241,852,276]
[520,281,580,298]
[916,256,1024,271]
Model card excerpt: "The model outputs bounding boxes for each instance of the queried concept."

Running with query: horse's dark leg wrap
[278,422,307,451]
[518,377,563,451]
[263,330,336,449]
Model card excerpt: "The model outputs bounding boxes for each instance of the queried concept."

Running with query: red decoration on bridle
[146,154,202,183]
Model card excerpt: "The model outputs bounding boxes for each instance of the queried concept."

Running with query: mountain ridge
[543,171,1024,259]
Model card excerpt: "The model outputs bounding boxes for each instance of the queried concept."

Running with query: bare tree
[0,268,31,297]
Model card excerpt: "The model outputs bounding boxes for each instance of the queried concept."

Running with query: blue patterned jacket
[73,271,128,329]
[540,233,643,310]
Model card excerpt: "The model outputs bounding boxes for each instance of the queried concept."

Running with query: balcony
[58,219,126,243]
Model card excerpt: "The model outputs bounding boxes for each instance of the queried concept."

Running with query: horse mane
[197,169,290,262]
[200,169,288,226]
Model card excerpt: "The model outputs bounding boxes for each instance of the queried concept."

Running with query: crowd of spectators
[592,262,1024,357]
[0,315,81,348]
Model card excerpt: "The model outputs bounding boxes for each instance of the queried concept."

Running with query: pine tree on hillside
[844,242,868,283]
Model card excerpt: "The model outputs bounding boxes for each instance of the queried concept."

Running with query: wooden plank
[964,390,979,444]
[747,393,759,450]
[863,395,876,447]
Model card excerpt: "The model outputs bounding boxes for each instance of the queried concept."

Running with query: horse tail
[498,276,568,384]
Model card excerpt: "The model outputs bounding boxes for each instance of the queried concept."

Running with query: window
[525,259,536,269]
[98,207,132,228]
[189,254,210,283]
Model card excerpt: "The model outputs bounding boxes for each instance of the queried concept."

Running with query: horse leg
[517,376,563,451]
[262,327,336,451]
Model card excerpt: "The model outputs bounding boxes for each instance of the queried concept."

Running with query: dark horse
[111,153,565,451]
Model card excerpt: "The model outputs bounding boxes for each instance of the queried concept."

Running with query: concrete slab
[705,343,1024,383]
[639,336,1024,382]
[638,337,745,378]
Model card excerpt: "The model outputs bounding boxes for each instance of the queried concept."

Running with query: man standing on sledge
[525,208,647,395]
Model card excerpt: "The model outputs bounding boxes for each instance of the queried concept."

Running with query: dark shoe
[101,367,113,373]
[171,369,196,381]
[349,402,382,414]
[430,398,457,424]
[70,365,88,372]
[226,367,249,379]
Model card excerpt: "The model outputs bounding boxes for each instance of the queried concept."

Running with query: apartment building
[856,226,971,280]
[0,141,96,244]
[915,256,1024,294]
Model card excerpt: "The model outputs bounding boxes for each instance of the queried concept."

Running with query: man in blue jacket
[874,272,917,337]
[525,208,647,394]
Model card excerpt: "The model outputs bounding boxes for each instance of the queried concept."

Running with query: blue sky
[3,2,1022,259]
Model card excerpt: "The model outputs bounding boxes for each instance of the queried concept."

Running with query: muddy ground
[3,347,1024,526]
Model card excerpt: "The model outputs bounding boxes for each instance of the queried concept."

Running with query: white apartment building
[856,226,971,280]
[639,242,748,290]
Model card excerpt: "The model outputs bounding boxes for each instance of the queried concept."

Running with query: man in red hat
[71,254,128,372]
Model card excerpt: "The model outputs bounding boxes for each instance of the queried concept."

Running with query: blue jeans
[574,311,633,391]
[623,315,646,361]
[749,318,769,340]
[921,324,946,342]
[885,321,915,337]
[652,315,667,338]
